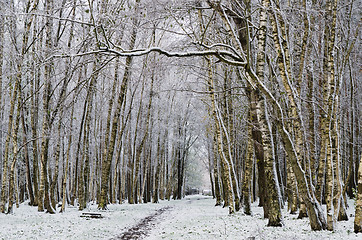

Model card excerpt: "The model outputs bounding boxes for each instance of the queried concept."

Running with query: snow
[147,196,361,240]
[1,196,361,240]
[0,201,160,239]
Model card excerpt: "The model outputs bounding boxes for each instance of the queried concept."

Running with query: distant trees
[0,0,360,233]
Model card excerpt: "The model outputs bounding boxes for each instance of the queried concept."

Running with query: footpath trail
[111,195,211,240]
[112,206,172,240]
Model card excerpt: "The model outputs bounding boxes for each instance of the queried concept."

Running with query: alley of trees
[0,0,361,233]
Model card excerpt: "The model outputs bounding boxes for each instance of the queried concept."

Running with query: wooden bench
[80,212,103,219]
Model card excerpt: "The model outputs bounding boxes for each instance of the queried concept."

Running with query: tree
[355,155,362,233]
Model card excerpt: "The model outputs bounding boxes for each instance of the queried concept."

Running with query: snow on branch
[100,47,247,66]
[50,45,246,66]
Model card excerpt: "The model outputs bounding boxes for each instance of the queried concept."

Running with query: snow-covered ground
[147,196,361,240]
[1,195,360,240]
[0,200,160,239]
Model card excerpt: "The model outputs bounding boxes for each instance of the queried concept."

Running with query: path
[111,206,172,240]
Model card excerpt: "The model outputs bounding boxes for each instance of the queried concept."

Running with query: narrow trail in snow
[111,206,172,240]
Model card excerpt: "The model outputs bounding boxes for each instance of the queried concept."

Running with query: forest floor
[0,195,361,240]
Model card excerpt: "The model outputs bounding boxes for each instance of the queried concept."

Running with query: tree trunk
[259,98,282,226]
[38,0,55,214]
[243,113,253,215]
[212,139,222,206]
[60,97,75,213]
[7,88,22,214]
[354,155,362,233]
[50,120,61,210]
[79,69,97,210]
[152,133,162,203]
[207,58,234,214]
[133,64,154,203]
[21,105,35,206]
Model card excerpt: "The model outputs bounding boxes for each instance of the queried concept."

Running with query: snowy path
[1,195,361,239]
[112,206,172,239]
